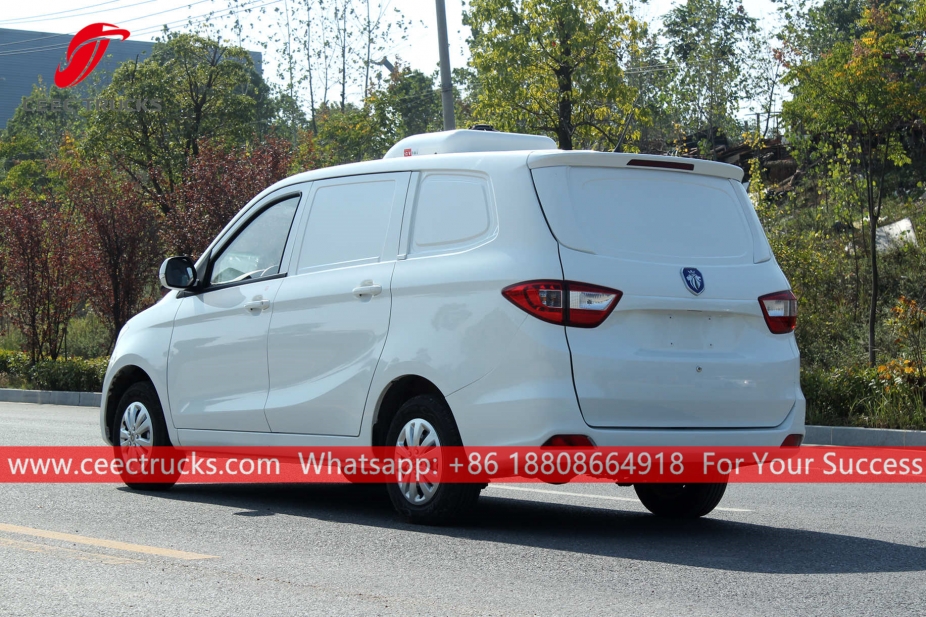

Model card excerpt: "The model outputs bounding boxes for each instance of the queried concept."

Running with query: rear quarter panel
[365,156,565,433]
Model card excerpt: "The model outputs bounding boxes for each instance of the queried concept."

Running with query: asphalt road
[0,401,924,616]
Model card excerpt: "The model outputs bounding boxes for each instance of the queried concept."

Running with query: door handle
[244,297,271,312]
[352,283,383,298]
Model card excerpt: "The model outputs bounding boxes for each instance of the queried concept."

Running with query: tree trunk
[29,313,38,365]
[306,2,317,133]
[868,203,878,367]
[340,3,347,112]
[865,133,879,367]
[364,0,371,101]
[555,29,573,150]
[284,0,294,97]
[708,57,716,154]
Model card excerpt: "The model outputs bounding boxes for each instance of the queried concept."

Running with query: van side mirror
[159,256,197,289]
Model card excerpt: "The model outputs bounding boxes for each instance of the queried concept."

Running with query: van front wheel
[113,382,179,491]
[633,482,727,518]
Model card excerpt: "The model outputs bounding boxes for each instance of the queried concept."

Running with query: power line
[0,33,74,49]
[0,0,132,25]
[0,0,164,26]
[129,0,282,36]
[0,0,279,57]
[0,41,83,57]
[121,0,224,27]
[0,0,220,34]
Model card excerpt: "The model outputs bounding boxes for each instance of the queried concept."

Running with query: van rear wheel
[634,482,727,518]
[384,395,481,525]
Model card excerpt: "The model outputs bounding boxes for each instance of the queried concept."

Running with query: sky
[0,0,784,115]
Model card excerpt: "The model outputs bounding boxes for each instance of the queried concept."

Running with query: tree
[452,66,481,129]
[620,23,672,152]
[358,1,408,100]
[84,33,268,209]
[313,103,388,166]
[661,0,760,152]
[272,89,311,142]
[333,0,355,112]
[0,197,84,362]
[263,0,408,135]
[1,82,83,197]
[161,138,293,258]
[782,0,926,365]
[293,67,441,167]
[57,155,161,349]
[748,33,786,139]
[291,129,320,173]
[465,0,642,150]
[369,67,442,139]
[2,81,84,154]
[777,0,868,60]
[297,0,336,133]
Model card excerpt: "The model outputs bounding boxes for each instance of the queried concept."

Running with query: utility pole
[435,0,456,130]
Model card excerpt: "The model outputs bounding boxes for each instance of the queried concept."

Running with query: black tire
[384,395,481,525]
[113,382,179,491]
[633,482,727,518]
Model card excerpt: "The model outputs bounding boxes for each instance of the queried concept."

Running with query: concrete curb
[0,388,101,407]
[805,424,926,447]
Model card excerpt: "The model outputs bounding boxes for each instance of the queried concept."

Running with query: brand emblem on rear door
[681,267,704,295]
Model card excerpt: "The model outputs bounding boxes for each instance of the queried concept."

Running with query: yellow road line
[487,485,753,512]
[0,536,143,565]
[0,523,217,560]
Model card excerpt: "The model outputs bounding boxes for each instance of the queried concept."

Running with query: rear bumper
[447,315,805,448]
[582,398,805,447]
[451,382,805,447]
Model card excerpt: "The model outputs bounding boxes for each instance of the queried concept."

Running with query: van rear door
[529,153,798,429]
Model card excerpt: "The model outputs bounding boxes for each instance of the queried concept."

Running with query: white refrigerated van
[102,129,804,523]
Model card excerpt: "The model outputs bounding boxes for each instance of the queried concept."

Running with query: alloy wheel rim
[119,402,153,447]
[395,418,441,505]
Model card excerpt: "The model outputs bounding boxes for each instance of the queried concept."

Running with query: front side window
[210,196,300,286]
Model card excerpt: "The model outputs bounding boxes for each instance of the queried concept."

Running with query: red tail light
[501,280,564,325]
[759,290,797,334]
[502,280,622,328]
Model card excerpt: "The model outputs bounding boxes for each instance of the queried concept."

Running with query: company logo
[681,267,705,295]
[55,23,131,88]
[23,96,161,114]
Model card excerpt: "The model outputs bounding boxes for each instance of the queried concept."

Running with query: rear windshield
[531,166,753,263]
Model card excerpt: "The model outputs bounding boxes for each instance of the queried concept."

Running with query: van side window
[410,174,494,253]
[209,196,300,286]
[298,178,396,272]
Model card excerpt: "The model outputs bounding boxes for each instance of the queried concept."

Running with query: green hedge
[0,350,108,392]
[802,366,878,426]
[0,350,31,378]
[803,365,926,430]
